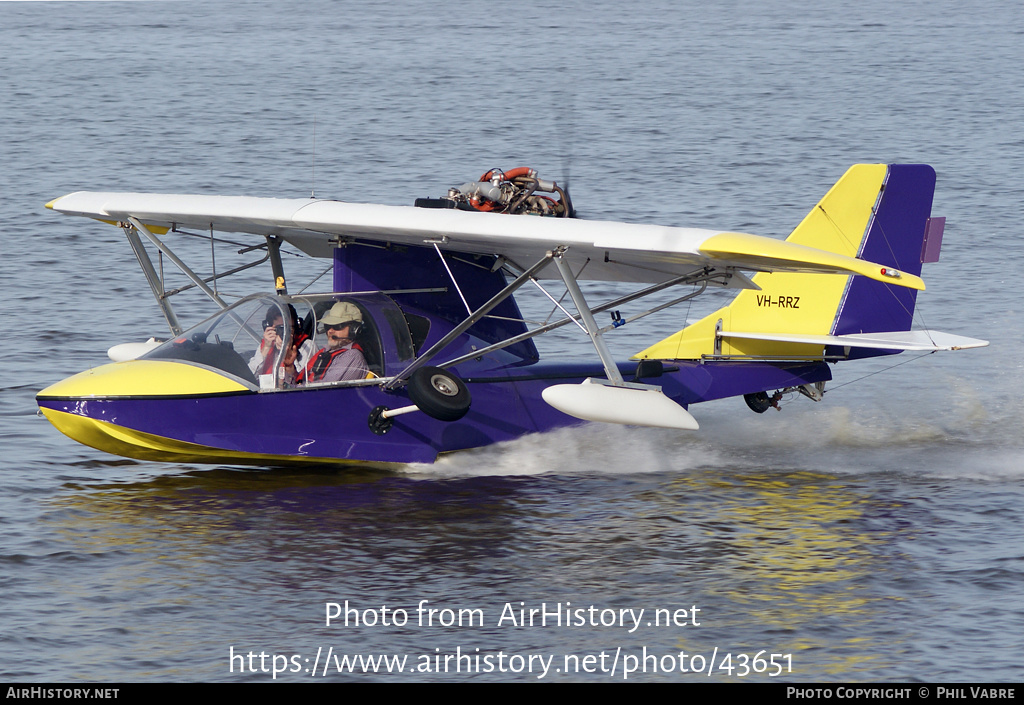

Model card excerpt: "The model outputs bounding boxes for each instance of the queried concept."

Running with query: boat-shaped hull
[37,359,831,466]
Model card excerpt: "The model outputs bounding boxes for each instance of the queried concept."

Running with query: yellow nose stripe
[37,360,250,398]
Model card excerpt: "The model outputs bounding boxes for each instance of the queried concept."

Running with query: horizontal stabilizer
[720,329,989,352]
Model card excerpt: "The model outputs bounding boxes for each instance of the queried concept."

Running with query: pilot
[285,301,369,384]
[250,304,314,381]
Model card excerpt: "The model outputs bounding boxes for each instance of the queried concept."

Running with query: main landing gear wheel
[407,366,472,422]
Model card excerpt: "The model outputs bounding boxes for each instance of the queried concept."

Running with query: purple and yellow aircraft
[37,164,987,467]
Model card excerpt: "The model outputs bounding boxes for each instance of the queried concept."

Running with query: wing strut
[127,217,231,311]
[267,235,288,295]
[122,222,183,335]
[430,241,473,317]
[440,269,726,369]
[384,250,558,390]
[554,254,625,385]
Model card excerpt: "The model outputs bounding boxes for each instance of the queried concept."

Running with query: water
[1,0,1022,682]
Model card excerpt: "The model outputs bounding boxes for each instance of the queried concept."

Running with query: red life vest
[296,343,363,384]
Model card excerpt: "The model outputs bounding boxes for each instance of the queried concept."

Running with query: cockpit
[140,293,427,390]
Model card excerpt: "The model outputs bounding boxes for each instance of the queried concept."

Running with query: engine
[415,167,574,217]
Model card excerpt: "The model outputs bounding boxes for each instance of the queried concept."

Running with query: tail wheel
[407,367,471,422]
[744,391,782,414]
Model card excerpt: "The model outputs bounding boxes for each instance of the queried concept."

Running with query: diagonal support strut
[554,253,625,386]
[384,250,558,390]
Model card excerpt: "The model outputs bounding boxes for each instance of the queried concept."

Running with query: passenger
[250,305,314,381]
[285,301,369,384]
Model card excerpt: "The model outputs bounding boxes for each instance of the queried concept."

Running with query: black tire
[407,366,471,422]
[744,391,772,414]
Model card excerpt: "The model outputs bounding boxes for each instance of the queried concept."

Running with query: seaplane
[37,163,987,467]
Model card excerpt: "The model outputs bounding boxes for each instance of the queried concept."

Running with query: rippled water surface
[2,0,1022,682]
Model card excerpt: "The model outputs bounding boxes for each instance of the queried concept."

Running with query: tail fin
[637,164,942,361]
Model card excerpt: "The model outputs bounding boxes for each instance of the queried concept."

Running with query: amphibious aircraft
[37,164,987,466]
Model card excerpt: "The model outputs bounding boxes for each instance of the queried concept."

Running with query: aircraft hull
[36,360,831,467]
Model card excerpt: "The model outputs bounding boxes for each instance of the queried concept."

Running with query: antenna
[311,114,316,199]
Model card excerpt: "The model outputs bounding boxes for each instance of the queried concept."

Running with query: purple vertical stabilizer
[831,164,936,358]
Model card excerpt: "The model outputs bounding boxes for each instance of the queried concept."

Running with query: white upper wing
[46,191,925,288]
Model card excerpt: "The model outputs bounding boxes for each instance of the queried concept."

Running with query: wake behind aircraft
[37,163,987,466]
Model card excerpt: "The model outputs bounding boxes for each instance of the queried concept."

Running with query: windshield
[142,296,297,388]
